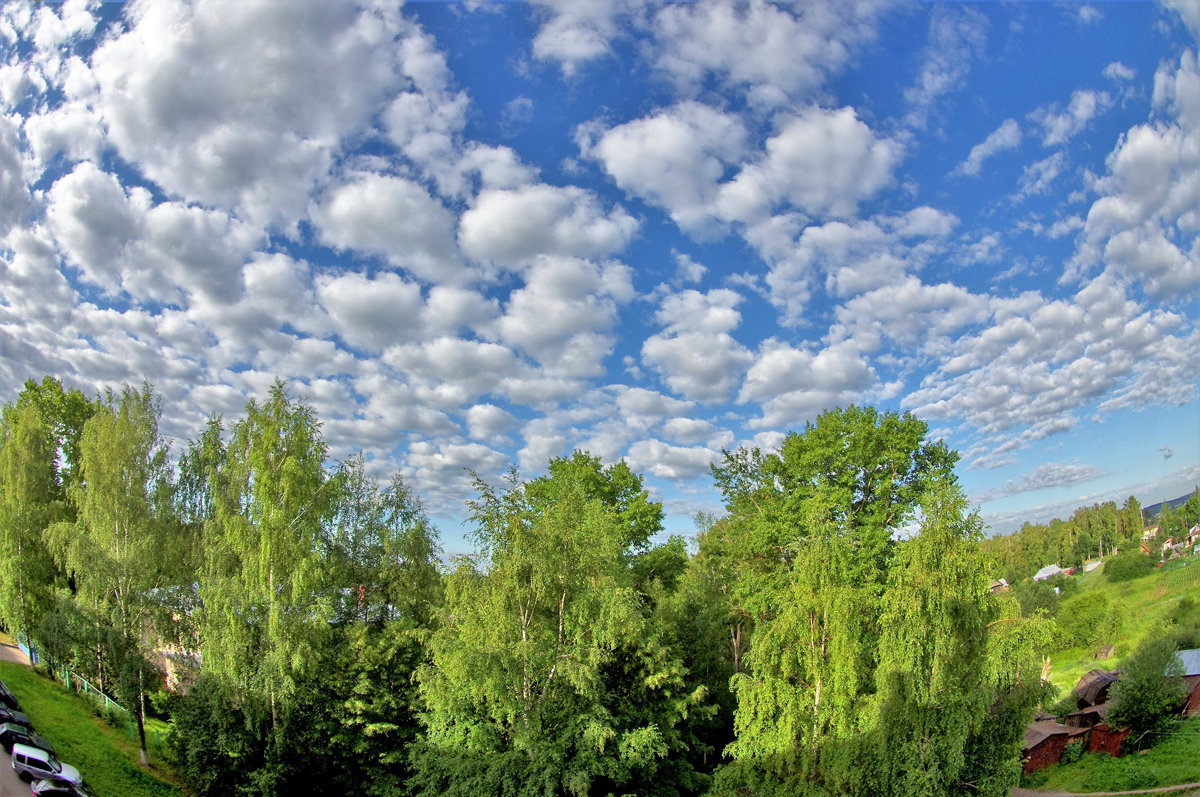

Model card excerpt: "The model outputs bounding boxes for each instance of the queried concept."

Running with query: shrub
[1105,550,1155,582]
[1060,738,1084,765]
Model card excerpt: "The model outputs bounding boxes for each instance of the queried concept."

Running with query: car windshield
[47,758,62,773]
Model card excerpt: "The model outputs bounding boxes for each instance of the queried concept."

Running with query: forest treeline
[980,489,1199,586]
[0,375,1100,796]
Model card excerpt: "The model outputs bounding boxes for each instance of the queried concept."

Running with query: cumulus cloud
[717,106,900,223]
[530,0,642,76]
[90,0,414,230]
[653,0,884,107]
[492,256,634,379]
[904,275,1199,465]
[459,183,638,266]
[1071,51,1200,298]
[312,174,461,283]
[579,101,748,235]
[954,119,1021,177]
[1104,61,1135,82]
[626,437,721,480]
[1017,152,1067,198]
[758,209,957,325]
[738,339,876,429]
[641,288,753,403]
[45,162,259,304]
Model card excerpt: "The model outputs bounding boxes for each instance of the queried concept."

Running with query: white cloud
[1017,152,1067,198]
[641,288,753,402]
[974,461,1104,503]
[492,256,634,378]
[954,119,1021,177]
[89,0,413,230]
[459,183,638,266]
[1030,89,1112,147]
[1162,0,1200,40]
[1103,61,1135,82]
[0,114,33,238]
[903,5,988,129]
[626,437,720,481]
[384,337,520,410]
[759,210,957,325]
[904,276,1199,464]
[738,339,876,429]
[653,0,883,107]
[579,101,747,235]
[465,403,517,441]
[531,0,641,76]
[717,106,900,223]
[45,162,259,304]
[312,174,462,283]
[1072,51,1200,298]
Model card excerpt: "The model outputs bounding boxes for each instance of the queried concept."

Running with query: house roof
[1178,648,1200,677]
[1066,702,1109,720]
[1034,564,1064,581]
[1023,720,1087,750]
[1074,669,1119,705]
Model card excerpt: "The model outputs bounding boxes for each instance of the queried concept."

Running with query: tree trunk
[137,660,148,766]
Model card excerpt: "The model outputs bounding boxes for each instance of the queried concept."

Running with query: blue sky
[1,0,1197,556]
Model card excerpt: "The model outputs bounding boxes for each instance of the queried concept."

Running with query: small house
[1087,723,1129,757]
[1022,720,1088,774]
[1073,669,1119,710]
[1034,564,1065,582]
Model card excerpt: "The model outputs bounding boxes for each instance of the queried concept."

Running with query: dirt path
[0,641,30,668]
[1013,783,1200,797]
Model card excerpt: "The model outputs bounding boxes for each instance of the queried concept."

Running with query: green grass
[0,660,183,797]
[1022,717,1200,792]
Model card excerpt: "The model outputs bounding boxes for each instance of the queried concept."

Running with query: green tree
[50,383,173,765]
[411,453,700,796]
[711,406,959,791]
[871,477,994,795]
[1107,636,1187,737]
[198,380,337,754]
[0,403,61,636]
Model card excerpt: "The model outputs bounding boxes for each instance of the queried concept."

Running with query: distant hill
[1143,491,1196,521]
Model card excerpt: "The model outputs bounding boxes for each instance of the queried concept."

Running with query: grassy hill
[0,655,182,797]
[1019,556,1200,792]
[1041,557,1198,695]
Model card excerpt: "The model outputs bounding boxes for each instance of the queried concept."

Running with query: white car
[10,743,82,785]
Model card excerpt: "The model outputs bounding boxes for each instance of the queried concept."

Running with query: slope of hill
[0,657,181,797]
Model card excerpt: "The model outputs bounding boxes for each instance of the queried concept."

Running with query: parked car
[0,722,53,755]
[0,706,31,727]
[10,743,81,785]
[31,778,91,797]
[0,679,19,710]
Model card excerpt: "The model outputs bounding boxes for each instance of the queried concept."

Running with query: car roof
[12,741,49,756]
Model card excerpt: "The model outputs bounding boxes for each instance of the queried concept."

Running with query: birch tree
[0,403,60,636]
[412,453,698,797]
[199,381,335,744]
[53,384,172,765]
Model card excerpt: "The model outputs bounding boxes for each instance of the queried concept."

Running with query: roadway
[0,641,35,796]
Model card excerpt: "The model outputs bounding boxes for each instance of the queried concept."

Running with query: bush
[1105,550,1155,582]
[1060,738,1084,765]
[1169,597,1200,648]
[1056,592,1118,649]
